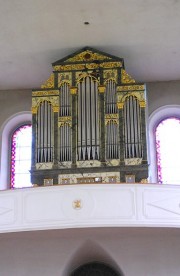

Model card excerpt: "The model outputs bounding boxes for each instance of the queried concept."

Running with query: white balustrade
[0,183,180,233]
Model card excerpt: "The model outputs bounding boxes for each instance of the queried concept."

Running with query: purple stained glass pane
[156,118,180,184]
[11,125,32,188]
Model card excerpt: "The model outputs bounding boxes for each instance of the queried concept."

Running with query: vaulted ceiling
[0,0,179,90]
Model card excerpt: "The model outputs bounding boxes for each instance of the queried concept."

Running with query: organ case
[31,47,148,185]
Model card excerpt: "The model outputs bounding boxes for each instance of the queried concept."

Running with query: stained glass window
[11,124,32,188]
[156,118,180,184]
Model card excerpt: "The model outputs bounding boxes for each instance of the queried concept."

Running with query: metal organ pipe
[77,76,99,161]
[86,77,91,159]
[123,96,142,159]
[136,100,142,157]
[127,97,131,157]
[37,104,40,162]
[130,96,135,158]
[106,121,119,159]
[44,101,47,162]
[36,101,53,163]
[40,102,44,161]
[92,80,96,159]
[78,81,82,159]
[81,80,86,160]
[134,99,138,157]
[59,124,69,162]
[105,80,119,159]
[59,83,72,162]
[60,83,71,117]
[105,80,117,114]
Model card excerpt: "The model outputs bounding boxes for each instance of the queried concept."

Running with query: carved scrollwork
[32,96,59,109]
[121,69,136,84]
[41,74,54,89]
[32,90,59,96]
[103,69,118,82]
[58,72,72,87]
[66,50,112,62]
[117,84,145,92]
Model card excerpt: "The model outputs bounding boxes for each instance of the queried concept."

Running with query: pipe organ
[31,47,148,185]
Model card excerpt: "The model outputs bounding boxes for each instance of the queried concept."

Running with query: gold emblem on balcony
[73,199,82,210]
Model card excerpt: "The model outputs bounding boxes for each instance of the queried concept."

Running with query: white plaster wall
[147,80,180,115]
[0,89,31,127]
[0,227,180,276]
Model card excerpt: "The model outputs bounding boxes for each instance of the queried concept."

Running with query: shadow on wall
[63,239,124,276]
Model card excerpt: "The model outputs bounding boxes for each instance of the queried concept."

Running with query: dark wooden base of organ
[31,163,148,186]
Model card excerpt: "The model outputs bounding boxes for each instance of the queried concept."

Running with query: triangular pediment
[52,47,124,65]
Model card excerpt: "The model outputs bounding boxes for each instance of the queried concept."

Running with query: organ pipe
[123,96,142,159]
[106,121,119,159]
[77,76,99,160]
[59,124,71,162]
[59,83,71,116]
[36,101,53,163]
[59,83,72,162]
[105,80,117,114]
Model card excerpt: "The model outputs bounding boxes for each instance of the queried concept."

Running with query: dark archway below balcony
[70,261,123,276]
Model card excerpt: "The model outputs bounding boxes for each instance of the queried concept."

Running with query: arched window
[11,124,32,188]
[156,117,180,184]
[0,112,32,190]
[71,262,122,276]
[148,105,180,183]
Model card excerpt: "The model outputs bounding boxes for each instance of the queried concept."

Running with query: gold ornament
[105,119,119,125]
[41,74,54,89]
[58,116,72,127]
[117,91,145,104]
[72,199,82,209]
[121,69,136,84]
[139,101,146,107]
[105,113,119,119]
[31,107,38,114]
[32,96,59,109]
[117,84,145,92]
[58,72,72,87]
[53,64,85,71]
[66,50,112,62]
[53,106,59,112]
[32,90,59,96]
[98,86,106,93]
[100,61,122,68]
[140,178,148,184]
[117,103,124,109]
[70,87,78,95]
[103,69,118,82]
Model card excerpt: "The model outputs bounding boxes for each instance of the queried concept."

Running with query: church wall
[0,89,32,127]
[0,227,180,276]
[147,80,180,115]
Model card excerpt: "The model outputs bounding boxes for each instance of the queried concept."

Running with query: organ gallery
[31,47,148,185]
